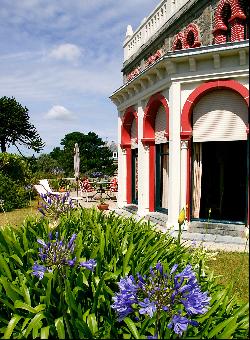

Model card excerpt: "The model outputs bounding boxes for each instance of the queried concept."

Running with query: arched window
[239,0,249,39]
[187,31,195,47]
[172,32,186,51]
[185,24,201,48]
[221,3,232,41]
[213,0,249,43]
[175,39,183,50]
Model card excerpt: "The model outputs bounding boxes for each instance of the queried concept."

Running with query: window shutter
[193,90,248,142]
[131,118,138,149]
[155,105,167,144]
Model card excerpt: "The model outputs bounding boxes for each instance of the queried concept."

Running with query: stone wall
[124,0,221,82]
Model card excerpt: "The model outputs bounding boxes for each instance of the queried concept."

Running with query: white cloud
[45,105,74,120]
[49,43,82,62]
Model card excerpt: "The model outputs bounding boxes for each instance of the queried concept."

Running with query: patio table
[92,181,112,199]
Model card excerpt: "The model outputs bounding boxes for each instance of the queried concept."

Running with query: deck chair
[34,184,50,197]
[39,179,61,195]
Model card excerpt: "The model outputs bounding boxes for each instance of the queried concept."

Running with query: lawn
[0,204,249,304]
[0,199,39,229]
[207,251,249,304]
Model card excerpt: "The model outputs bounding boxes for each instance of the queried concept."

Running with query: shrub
[0,153,35,211]
[0,209,248,339]
[0,153,32,184]
[0,172,32,212]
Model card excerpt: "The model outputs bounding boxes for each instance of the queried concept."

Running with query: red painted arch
[181,79,249,223]
[181,79,249,139]
[121,106,138,204]
[143,93,170,212]
[121,106,138,147]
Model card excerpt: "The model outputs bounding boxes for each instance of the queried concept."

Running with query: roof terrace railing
[123,0,190,62]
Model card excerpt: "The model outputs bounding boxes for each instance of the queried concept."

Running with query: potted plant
[97,197,109,211]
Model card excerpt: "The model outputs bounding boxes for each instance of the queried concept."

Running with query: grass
[0,204,249,304]
[0,199,39,229]
[207,251,249,303]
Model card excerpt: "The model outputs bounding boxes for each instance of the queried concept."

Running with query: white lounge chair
[34,184,84,207]
[39,179,61,195]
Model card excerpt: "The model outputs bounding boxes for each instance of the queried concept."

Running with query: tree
[0,96,44,153]
[50,131,116,176]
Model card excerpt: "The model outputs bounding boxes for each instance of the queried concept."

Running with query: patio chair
[39,179,61,195]
[108,177,118,199]
[79,178,96,202]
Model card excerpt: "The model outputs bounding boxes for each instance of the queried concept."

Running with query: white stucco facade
[111,0,249,232]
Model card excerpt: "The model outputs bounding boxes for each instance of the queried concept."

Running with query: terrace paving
[75,196,249,253]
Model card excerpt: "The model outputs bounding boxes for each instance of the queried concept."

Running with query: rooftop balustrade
[123,0,190,62]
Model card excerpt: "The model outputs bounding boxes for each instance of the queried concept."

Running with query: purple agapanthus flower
[79,259,97,271]
[112,262,210,336]
[139,298,157,317]
[167,314,190,336]
[38,191,74,220]
[111,275,139,321]
[32,263,47,280]
[32,232,96,279]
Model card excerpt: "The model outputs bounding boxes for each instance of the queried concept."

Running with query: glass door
[132,148,138,204]
[155,143,169,212]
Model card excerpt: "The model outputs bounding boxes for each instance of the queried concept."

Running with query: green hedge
[0,209,248,338]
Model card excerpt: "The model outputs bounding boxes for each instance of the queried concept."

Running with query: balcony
[123,0,190,62]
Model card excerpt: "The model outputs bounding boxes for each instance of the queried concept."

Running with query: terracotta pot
[59,188,65,192]
[97,204,109,211]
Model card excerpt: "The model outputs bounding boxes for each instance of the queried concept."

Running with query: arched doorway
[121,107,138,204]
[181,80,249,224]
[142,93,169,212]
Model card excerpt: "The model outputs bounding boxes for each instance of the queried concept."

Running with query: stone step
[189,221,245,238]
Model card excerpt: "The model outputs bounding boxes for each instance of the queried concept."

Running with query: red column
[186,140,191,221]
[149,143,155,212]
[126,147,132,204]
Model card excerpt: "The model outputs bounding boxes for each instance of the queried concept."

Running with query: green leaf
[0,254,12,280]
[23,312,46,338]
[0,277,21,303]
[21,283,31,306]
[75,319,93,339]
[123,243,134,276]
[4,314,23,339]
[207,316,235,338]
[217,318,238,339]
[124,317,140,339]
[41,326,50,339]
[87,314,98,335]
[55,316,65,339]
[10,254,23,266]
[14,300,46,313]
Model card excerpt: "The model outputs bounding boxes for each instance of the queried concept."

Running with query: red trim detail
[213,0,247,43]
[126,148,132,204]
[181,79,249,137]
[186,140,191,221]
[172,31,186,50]
[149,144,155,212]
[121,106,138,147]
[185,24,201,48]
[121,107,138,204]
[143,93,170,212]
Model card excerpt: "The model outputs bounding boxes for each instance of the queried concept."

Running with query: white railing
[123,0,190,62]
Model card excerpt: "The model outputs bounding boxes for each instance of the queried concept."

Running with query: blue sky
[0,0,160,156]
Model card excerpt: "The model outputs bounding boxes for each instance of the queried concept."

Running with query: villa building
[110,0,249,233]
